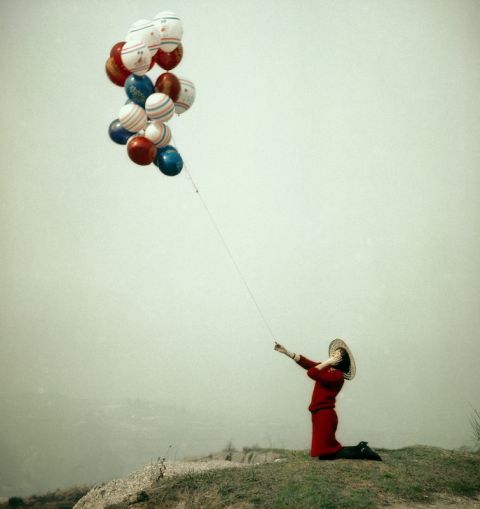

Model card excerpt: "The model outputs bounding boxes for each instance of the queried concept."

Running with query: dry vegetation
[2,445,479,509]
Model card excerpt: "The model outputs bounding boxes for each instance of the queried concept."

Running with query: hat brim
[329,338,356,380]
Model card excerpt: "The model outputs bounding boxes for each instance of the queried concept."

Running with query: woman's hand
[274,341,298,361]
[274,341,287,354]
[331,349,342,365]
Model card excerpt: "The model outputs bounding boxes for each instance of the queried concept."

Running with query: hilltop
[1,445,479,508]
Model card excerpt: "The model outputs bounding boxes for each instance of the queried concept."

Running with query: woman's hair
[336,348,350,374]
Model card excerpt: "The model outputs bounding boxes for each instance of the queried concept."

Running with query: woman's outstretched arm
[273,341,297,360]
[273,341,319,369]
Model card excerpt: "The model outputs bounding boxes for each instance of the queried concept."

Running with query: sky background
[1,0,480,489]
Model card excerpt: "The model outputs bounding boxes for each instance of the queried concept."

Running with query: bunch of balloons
[106,11,195,176]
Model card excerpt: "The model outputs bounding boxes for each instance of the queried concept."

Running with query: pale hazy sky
[1,0,480,453]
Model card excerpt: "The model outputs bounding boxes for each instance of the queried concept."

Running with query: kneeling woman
[274,339,381,461]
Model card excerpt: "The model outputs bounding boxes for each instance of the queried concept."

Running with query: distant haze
[1,0,479,497]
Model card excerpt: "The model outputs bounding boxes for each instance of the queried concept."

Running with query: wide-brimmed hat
[329,338,356,380]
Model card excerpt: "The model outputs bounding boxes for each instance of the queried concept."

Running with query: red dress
[297,355,344,457]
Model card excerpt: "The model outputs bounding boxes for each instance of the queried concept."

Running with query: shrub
[469,406,480,451]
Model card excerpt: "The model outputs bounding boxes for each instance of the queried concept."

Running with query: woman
[274,339,382,461]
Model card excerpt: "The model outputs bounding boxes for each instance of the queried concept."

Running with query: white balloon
[153,11,183,53]
[118,103,148,133]
[120,39,152,76]
[126,19,161,54]
[145,93,175,123]
[145,122,172,147]
[174,78,195,115]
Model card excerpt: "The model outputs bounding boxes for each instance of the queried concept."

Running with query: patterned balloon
[124,74,154,107]
[120,40,152,76]
[145,93,175,123]
[118,103,148,132]
[153,11,183,53]
[174,78,196,114]
[126,19,161,54]
[145,122,172,148]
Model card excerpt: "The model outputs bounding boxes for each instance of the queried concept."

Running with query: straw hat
[329,338,356,380]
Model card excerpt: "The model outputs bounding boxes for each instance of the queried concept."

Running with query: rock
[74,459,244,509]
[126,490,149,504]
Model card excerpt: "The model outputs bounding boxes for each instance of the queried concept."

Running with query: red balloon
[110,41,129,72]
[154,44,183,71]
[105,57,130,87]
[155,72,181,102]
[127,136,157,165]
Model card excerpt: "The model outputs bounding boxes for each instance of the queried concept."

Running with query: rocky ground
[73,451,283,509]
[73,460,243,508]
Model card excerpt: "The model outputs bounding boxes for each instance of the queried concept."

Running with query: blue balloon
[124,75,154,107]
[108,119,134,145]
[154,146,183,176]
[158,145,176,152]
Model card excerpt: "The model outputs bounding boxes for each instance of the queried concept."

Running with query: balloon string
[171,138,276,342]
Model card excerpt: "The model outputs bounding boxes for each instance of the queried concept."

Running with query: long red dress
[297,355,344,457]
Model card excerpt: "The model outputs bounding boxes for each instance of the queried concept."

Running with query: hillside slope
[1,446,479,509]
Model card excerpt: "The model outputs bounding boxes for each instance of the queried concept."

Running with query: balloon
[120,40,152,76]
[153,11,183,53]
[155,72,180,101]
[145,93,175,123]
[108,119,135,145]
[145,122,172,148]
[174,78,196,114]
[105,57,130,87]
[126,19,161,54]
[127,136,157,165]
[154,145,183,176]
[110,42,129,72]
[118,103,148,132]
[154,44,183,70]
[124,74,154,107]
